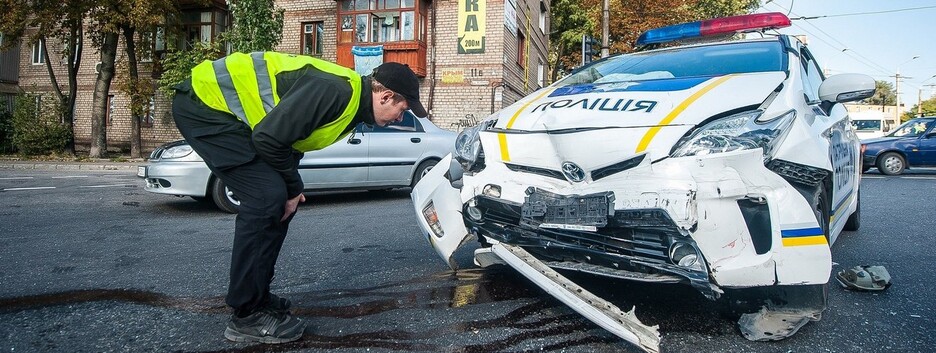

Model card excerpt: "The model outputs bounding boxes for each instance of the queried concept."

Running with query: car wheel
[411,159,438,187]
[211,177,240,214]
[844,190,860,231]
[812,185,830,242]
[876,152,905,175]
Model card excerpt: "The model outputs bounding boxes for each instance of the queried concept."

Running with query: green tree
[904,96,936,121]
[113,0,177,158]
[552,0,759,80]
[222,0,285,52]
[157,40,224,97]
[860,80,896,106]
[0,0,91,156]
[548,0,595,81]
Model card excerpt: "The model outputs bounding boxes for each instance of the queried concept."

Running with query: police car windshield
[557,41,784,87]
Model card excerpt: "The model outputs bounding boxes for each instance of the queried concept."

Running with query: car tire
[843,190,860,231]
[411,159,438,187]
[211,177,240,214]
[876,152,905,175]
[812,185,831,242]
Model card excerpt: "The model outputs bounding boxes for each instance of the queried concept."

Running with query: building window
[538,62,545,88]
[302,22,324,56]
[106,95,114,126]
[516,31,525,68]
[31,40,45,65]
[338,0,420,44]
[539,2,547,34]
[178,10,227,50]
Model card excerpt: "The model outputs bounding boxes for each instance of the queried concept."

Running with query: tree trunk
[122,26,142,158]
[65,25,83,156]
[551,41,567,83]
[39,36,72,156]
[89,31,118,158]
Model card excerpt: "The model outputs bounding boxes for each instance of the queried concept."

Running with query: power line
[762,2,894,76]
[789,5,936,20]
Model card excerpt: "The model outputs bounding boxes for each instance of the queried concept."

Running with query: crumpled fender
[410,154,471,269]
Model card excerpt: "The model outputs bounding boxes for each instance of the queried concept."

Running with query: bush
[0,99,13,153]
[11,93,72,155]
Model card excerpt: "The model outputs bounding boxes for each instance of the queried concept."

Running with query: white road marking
[78,184,135,188]
[2,186,56,191]
[862,176,885,179]
[51,175,89,179]
[0,177,35,180]
[901,176,936,180]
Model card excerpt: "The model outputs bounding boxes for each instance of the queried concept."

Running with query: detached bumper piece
[465,189,716,298]
[492,243,661,353]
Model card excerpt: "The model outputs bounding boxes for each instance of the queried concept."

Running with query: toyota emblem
[561,162,586,182]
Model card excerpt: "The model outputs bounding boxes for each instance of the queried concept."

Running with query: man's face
[372,90,409,127]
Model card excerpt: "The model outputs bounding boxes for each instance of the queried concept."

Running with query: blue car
[862,117,936,175]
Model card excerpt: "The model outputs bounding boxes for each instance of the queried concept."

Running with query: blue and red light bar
[636,12,792,47]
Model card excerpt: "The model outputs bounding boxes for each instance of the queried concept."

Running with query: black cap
[372,62,428,118]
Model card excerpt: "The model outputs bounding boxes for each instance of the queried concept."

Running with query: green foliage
[861,80,896,106]
[157,41,224,97]
[222,0,285,52]
[690,0,760,19]
[0,100,14,153]
[10,94,72,155]
[904,96,936,121]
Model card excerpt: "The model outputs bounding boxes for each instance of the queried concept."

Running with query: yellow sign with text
[458,0,486,54]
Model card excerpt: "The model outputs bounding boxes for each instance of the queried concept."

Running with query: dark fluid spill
[0,266,737,352]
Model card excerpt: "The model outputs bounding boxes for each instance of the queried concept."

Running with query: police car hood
[494,72,784,131]
[485,72,785,168]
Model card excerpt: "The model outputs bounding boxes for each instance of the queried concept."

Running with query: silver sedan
[138,114,456,213]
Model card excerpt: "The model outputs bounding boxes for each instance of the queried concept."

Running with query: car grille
[591,154,646,180]
[469,196,683,267]
[505,163,565,180]
[767,159,829,187]
[504,153,647,182]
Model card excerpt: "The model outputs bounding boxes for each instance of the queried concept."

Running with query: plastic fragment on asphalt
[491,243,661,353]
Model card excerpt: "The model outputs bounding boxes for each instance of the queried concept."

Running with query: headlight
[161,144,202,161]
[671,109,795,161]
[454,124,483,170]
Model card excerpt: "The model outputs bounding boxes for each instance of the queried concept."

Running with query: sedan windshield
[887,118,935,137]
[557,40,785,87]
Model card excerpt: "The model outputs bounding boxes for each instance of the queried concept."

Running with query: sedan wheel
[211,177,240,214]
[411,160,438,187]
[876,152,905,175]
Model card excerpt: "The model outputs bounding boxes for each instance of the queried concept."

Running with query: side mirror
[819,73,876,103]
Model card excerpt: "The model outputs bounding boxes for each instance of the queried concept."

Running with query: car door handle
[348,138,362,145]
[410,138,421,143]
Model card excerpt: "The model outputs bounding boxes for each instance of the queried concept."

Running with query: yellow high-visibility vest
[190,52,362,152]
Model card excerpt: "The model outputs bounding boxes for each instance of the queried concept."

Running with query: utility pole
[601,0,609,58]
[894,73,911,124]
[895,56,920,125]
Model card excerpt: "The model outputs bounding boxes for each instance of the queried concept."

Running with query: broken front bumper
[412,149,832,298]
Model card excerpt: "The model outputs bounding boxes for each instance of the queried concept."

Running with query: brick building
[14,0,550,154]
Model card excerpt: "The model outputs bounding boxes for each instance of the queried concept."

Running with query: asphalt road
[0,168,933,352]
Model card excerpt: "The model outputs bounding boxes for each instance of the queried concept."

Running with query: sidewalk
[0,158,144,171]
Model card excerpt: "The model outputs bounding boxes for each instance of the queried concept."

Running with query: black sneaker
[267,293,292,313]
[223,308,305,344]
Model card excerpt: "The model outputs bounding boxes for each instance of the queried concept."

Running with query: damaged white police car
[412,12,871,351]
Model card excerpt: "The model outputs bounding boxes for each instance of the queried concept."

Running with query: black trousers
[172,82,295,316]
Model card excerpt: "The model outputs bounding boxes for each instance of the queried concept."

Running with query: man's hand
[282,193,306,222]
